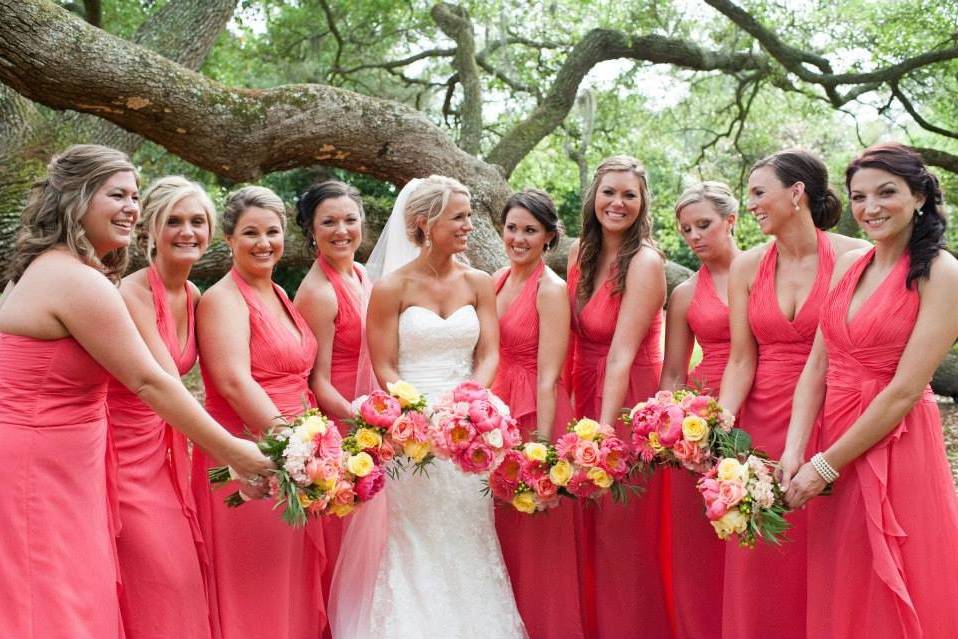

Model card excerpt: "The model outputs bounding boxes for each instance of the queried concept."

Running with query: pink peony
[499,416,521,448]
[443,420,477,453]
[452,380,488,403]
[468,400,502,433]
[656,405,685,447]
[705,498,729,521]
[355,465,386,501]
[681,393,712,418]
[360,391,402,429]
[307,457,340,484]
[315,428,344,460]
[457,441,495,473]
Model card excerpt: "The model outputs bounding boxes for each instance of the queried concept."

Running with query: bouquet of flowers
[208,408,387,526]
[552,418,636,502]
[626,390,742,473]
[429,381,522,475]
[488,442,564,514]
[349,381,433,474]
[697,454,790,547]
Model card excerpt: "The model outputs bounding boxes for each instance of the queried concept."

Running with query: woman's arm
[56,267,270,477]
[470,270,500,388]
[196,286,287,432]
[599,249,666,425]
[534,273,571,440]
[718,250,761,415]
[294,273,353,419]
[366,276,403,387]
[785,252,958,507]
[659,279,695,392]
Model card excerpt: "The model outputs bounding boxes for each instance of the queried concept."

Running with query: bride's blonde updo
[403,175,470,246]
[8,144,138,284]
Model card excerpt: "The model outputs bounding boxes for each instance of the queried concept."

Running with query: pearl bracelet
[810,452,839,484]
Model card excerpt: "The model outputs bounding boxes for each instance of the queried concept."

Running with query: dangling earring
[425,233,432,249]
[794,202,800,212]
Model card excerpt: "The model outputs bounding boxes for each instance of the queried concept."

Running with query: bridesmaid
[718,149,869,639]
[191,186,326,639]
[659,182,740,639]
[492,189,585,639]
[107,176,217,638]
[566,155,671,639]
[782,143,958,638]
[0,145,269,638]
[292,180,372,613]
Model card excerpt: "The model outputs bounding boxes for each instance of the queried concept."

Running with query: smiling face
[312,195,362,261]
[502,206,553,267]
[849,167,925,243]
[422,191,473,254]
[81,170,140,257]
[677,200,735,262]
[593,171,644,235]
[154,195,211,267]
[227,206,285,275]
[746,166,800,235]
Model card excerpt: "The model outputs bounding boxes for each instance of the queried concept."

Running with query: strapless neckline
[400,304,476,322]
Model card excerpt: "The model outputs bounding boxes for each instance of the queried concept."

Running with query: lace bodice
[397,305,479,397]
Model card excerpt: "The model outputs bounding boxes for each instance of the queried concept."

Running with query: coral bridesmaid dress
[191,269,325,639]
[314,255,372,620]
[723,229,834,639]
[671,265,729,639]
[567,261,672,639]
[0,334,121,638]
[809,248,958,638]
[492,262,586,639]
[107,265,211,638]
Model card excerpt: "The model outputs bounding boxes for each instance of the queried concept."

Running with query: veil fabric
[328,178,423,639]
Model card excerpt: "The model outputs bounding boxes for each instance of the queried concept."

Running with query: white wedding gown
[347,304,527,638]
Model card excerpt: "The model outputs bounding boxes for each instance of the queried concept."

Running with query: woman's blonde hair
[221,185,287,236]
[674,181,738,231]
[7,144,138,284]
[403,175,471,246]
[136,176,216,262]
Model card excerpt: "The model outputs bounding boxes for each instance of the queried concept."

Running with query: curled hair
[500,188,562,251]
[577,155,655,307]
[674,181,739,229]
[7,144,138,284]
[845,142,946,289]
[403,175,470,246]
[751,149,842,230]
[295,180,365,251]
[221,185,287,236]
[136,176,216,263]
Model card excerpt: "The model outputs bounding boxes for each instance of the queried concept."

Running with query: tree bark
[432,3,483,156]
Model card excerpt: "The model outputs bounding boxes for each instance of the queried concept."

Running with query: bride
[327,176,527,638]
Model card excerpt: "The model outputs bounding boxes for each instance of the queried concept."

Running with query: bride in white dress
[327,176,527,638]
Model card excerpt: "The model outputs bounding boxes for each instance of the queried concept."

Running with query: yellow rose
[549,459,573,486]
[329,502,355,518]
[403,440,431,463]
[523,442,548,462]
[387,380,422,408]
[712,509,748,539]
[298,493,314,508]
[346,452,375,477]
[648,432,664,453]
[681,415,709,443]
[573,418,600,441]
[355,427,383,449]
[716,458,749,483]
[512,491,537,514]
[587,466,613,489]
[301,414,328,438]
[316,477,337,493]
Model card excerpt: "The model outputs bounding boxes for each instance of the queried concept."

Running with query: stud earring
[916,208,924,217]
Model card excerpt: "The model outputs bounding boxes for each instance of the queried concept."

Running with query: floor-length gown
[191,269,325,639]
[723,229,833,638]
[107,265,210,638]
[671,265,728,639]
[809,248,958,638]
[566,261,672,639]
[314,256,372,617]
[332,304,527,638]
[492,262,586,639]
[0,334,121,638]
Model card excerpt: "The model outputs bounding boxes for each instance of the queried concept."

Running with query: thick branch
[485,29,767,176]
[431,3,483,155]
[913,147,958,175]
